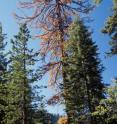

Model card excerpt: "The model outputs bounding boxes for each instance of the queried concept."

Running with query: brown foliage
[57,116,68,124]
[15,0,93,85]
[47,94,61,105]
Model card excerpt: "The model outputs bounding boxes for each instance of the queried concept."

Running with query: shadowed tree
[61,19,104,124]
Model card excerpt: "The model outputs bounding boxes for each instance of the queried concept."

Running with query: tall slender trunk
[22,43,27,124]
[56,1,72,123]
[85,74,95,124]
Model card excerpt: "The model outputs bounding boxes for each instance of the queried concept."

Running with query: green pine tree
[92,79,117,124]
[0,23,7,124]
[92,1,117,123]
[3,24,42,124]
[62,19,104,124]
[102,0,117,56]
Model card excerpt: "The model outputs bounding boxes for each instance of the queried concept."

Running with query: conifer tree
[3,24,41,124]
[102,0,117,56]
[62,19,104,124]
[0,23,7,124]
[92,2,117,123]
[92,79,117,124]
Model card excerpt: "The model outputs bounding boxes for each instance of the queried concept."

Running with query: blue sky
[0,0,116,115]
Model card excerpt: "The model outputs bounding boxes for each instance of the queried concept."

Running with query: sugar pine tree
[62,19,104,124]
[0,23,7,124]
[3,24,41,124]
